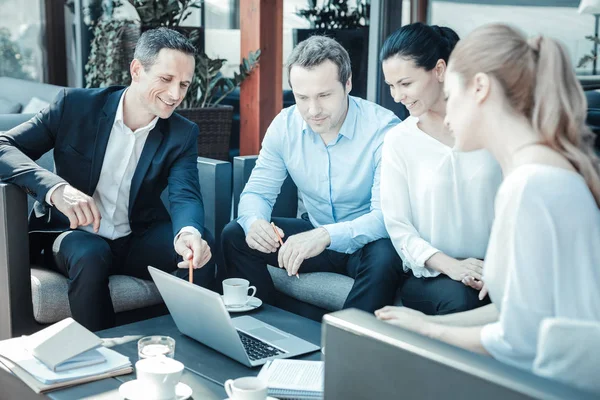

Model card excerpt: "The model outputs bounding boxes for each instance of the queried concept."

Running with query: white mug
[224,376,268,400]
[222,278,257,307]
[135,356,184,400]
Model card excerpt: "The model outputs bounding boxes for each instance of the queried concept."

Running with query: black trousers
[49,221,216,331]
[399,271,490,315]
[221,217,404,313]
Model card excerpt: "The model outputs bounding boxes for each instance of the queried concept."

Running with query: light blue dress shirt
[237,96,400,254]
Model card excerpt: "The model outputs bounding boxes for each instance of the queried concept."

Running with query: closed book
[26,318,102,372]
[53,349,106,372]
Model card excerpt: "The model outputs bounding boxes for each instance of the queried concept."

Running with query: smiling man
[221,35,403,312]
[0,28,214,331]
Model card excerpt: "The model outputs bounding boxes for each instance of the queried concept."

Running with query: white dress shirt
[47,90,198,241]
[481,165,600,372]
[380,116,503,278]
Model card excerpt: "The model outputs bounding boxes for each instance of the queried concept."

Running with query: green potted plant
[129,0,201,28]
[295,0,370,98]
[84,0,204,89]
[127,0,204,48]
[177,50,261,161]
[578,35,600,75]
[77,0,140,88]
[85,18,140,88]
[296,0,369,29]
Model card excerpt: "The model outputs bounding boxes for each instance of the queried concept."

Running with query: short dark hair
[286,35,351,87]
[380,22,459,70]
[133,27,196,70]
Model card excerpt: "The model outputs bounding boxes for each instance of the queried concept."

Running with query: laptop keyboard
[237,330,285,361]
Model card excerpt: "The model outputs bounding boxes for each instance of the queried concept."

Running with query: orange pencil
[189,258,193,284]
[271,222,300,279]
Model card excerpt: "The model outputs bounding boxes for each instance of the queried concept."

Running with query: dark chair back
[232,156,298,219]
[585,90,600,151]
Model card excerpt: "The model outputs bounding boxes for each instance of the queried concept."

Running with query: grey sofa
[0,77,63,115]
[232,156,403,321]
[0,114,232,339]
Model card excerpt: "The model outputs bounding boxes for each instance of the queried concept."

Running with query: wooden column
[239,0,283,156]
[411,0,430,23]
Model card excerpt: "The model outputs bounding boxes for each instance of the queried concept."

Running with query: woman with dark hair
[378,23,502,316]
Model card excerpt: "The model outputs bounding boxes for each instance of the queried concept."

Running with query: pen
[189,258,193,284]
[271,222,300,279]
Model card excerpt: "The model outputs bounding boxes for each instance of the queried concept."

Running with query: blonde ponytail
[449,24,600,207]
[529,36,600,207]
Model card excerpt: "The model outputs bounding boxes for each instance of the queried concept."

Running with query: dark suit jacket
[0,86,204,239]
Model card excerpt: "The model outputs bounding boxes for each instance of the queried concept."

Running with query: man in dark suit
[0,28,214,331]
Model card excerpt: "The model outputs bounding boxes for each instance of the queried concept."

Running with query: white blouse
[380,116,503,278]
[481,164,600,371]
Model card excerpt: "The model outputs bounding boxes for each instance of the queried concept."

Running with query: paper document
[0,354,132,394]
[258,359,324,399]
[0,336,131,385]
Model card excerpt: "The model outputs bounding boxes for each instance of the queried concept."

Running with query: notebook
[257,359,324,400]
[25,317,103,372]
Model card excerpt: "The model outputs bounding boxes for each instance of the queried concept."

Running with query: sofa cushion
[268,266,353,311]
[268,265,404,311]
[30,267,163,324]
[22,97,50,114]
[0,97,21,114]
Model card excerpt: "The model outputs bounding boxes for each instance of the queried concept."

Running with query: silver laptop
[148,266,320,367]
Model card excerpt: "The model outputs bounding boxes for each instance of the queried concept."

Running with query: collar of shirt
[114,88,159,135]
[301,96,358,141]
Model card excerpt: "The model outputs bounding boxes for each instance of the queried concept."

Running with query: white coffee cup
[224,376,268,400]
[222,278,257,307]
[135,356,184,400]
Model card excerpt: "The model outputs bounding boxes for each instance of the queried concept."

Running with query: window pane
[0,0,44,81]
[430,1,595,74]
[284,0,312,90]
[202,0,240,78]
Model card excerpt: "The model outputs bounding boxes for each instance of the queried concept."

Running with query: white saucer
[119,380,192,400]
[220,296,263,312]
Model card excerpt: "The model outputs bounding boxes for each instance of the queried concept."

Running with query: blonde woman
[376,24,600,376]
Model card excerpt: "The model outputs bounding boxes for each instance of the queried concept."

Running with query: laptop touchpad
[248,327,288,342]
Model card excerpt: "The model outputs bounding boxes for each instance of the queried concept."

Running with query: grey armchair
[323,309,597,399]
[0,115,232,339]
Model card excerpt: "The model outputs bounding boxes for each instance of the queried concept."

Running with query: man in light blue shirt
[221,35,403,312]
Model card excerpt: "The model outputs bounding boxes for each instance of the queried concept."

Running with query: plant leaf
[578,54,596,68]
